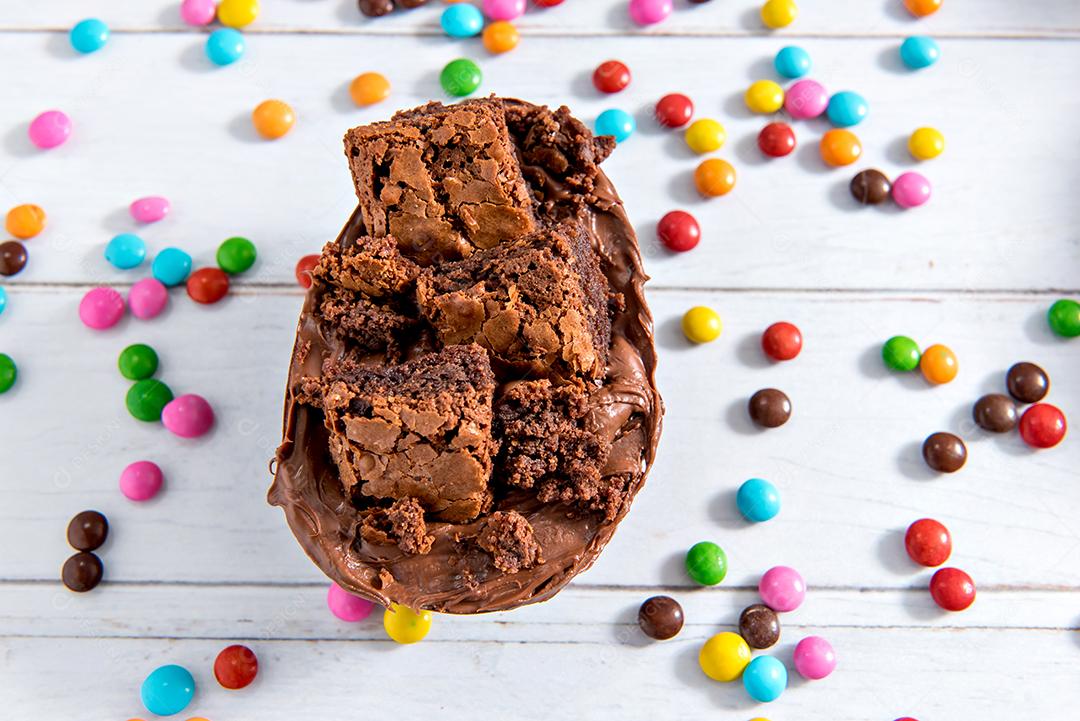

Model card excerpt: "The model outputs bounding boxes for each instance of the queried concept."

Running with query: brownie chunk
[312,235,420,299]
[415,222,610,379]
[476,511,542,573]
[315,288,414,355]
[297,345,497,522]
[359,497,435,555]
[344,99,537,264]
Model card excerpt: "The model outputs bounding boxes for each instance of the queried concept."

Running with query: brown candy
[738,603,780,649]
[62,551,103,592]
[357,0,394,16]
[973,393,1018,433]
[396,0,430,7]
[67,510,109,551]
[1006,362,1049,404]
[922,431,967,473]
[849,169,891,205]
[748,388,791,428]
[637,595,684,640]
[0,240,28,276]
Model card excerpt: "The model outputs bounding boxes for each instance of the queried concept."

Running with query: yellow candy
[761,0,798,29]
[217,0,260,28]
[698,631,751,681]
[745,80,784,114]
[682,306,722,344]
[909,127,945,160]
[384,603,433,644]
[685,118,726,154]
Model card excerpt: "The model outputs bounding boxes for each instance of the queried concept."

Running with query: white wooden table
[2,1,1078,718]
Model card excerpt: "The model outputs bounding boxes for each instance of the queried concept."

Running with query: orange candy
[819,129,862,167]
[694,159,736,197]
[252,100,295,140]
[920,343,958,384]
[483,21,520,54]
[903,0,942,17]
[349,72,391,107]
[5,204,46,240]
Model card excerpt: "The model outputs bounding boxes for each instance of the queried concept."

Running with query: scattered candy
[745,80,784,114]
[0,287,6,316]
[384,603,433,643]
[440,58,482,97]
[67,510,109,551]
[534,0,564,5]
[482,0,526,21]
[206,28,245,66]
[29,110,72,149]
[826,91,868,127]
[761,321,802,361]
[327,582,375,621]
[441,4,484,38]
[216,236,257,275]
[595,109,635,143]
[908,127,944,160]
[698,632,751,682]
[904,518,951,567]
[973,393,1018,433]
[1006,361,1049,403]
[681,306,722,343]
[657,210,700,252]
[358,0,394,16]
[629,0,673,26]
[929,567,976,611]
[130,196,170,223]
[214,644,259,690]
[783,79,827,120]
[70,18,110,54]
[152,247,193,287]
[62,551,103,592]
[1019,403,1067,448]
[181,0,218,26]
[757,122,795,157]
[900,35,940,69]
[758,565,805,611]
[793,636,836,680]
[694,158,736,197]
[217,0,260,28]
[637,595,684,640]
[119,460,164,502]
[904,0,942,16]
[482,21,519,53]
[252,100,295,140]
[919,343,957,384]
[1047,298,1080,337]
[743,655,787,702]
[685,540,727,585]
[850,168,891,205]
[105,233,147,270]
[162,394,215,438]
[739,603,780,649]
[119,343,159,381]
[684,118,725,154]
[819,129,862,167]
[922,432,966,473]
[0,353,14,394]
[5,204,46,239]
[350,72,391,106]
[748,388,791,428]
[141,665,196,716]
[593,60,631,94]
[760,0,798,29]
[655,93,693,128]
[126,379,174,422]
[79,287,125,330]
[737,478,781,522]
[295,254,320,288]
[891,171,932,208]
[0,241,28,276]
[128,278,169,320]
[774,45,811,78]
[882,335,920,371]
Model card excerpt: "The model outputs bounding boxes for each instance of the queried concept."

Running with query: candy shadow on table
[665,168,707,207]
[567,68,599,103]
[410,69,444,103]
[330,80,361,115]
[178,42,220,75]
[604,3,639,33]
[2,123,39,159]
[876,527,918,576]
[875,44,910,75]
[737,6,765,32]
[611,602,652,648]
[855,345,929,391]
[744,56,778,83]
[44,33,81,61]
[882,0,921,23]
[884,135,918,169]
[155,4,186,28]
[228,112,268,144]
[899,584,949,623]
[662,130,706,163]
[735,332,773,370]
[895,440,939,482]
[709,488,752,530]
[632,102,668,138]
[1022,309,1062,347]
[658,548,693,586]
[794,140,833,177]
[733,133,771,168]
[721,91,753,122]
[655,314,695,352]
[827,179,864,212]
[724,397,767,437]
[674,642,761,711]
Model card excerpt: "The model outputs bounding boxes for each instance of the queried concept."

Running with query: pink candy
[161,394,215,438]
[128,278,169,320]
[759,565,806,612]
[78,287,125,330]
[891,171,932,208]
[180,0,217,26]
[793,636,837,680]
[482,0,526,21]
[628,0,673,25]
[29,110,72,149]
[784,79,828,120]
[119,460,164,501]
[129,196,171,224]
[327,582,374,622]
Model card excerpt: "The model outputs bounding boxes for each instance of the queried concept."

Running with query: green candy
[118,343,159,381]
[882,335,921,371]
[0,353,16,394]
[126,379,173,422]
[440,58,482,97]
[216,236,257,275]
[1047,299,1080,338]
[685,541,727,586]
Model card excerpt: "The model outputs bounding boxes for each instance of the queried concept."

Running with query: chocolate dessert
[270,97,661,614]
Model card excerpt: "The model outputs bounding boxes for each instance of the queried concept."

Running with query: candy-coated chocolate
[67,510,109,551]
[774,45,811,78]
[5,204,46,239]
[904,518,951,567]
[534,0,563,5]
[214,645,259,690]
[826,91,868,127]
[181,0,217,26]
[655,93,693,128]
[1047,298,1080,337]
[105,233,147,270]
[217,236,257,274]
[930,567,976,611]
[759,565,805,611]
[0,241,28,277]
[384,603,433,643]
[919,343,957,383]
[126,379,174,422]
[684,118,725,153]
[0,353,16,394]
[441,4,484,37]
[186,267,230,304]
[745,80,784,114]
[217,0,260,27]
[761,321,801,360]
[743,655,787,702]
[681,306,722,343]
[129,196,170,223]
[79,287,125,330]
[694,158,736,197]
[118,343,159,381]
[162,394,215,438]
[737,478,781,522]
[909,127,944,160]
[628,0,673,25]
[922,432,966,473]
[482,21,519,53]
[152,247,193,287]
[760,0,798,28]
[793,636,836,680]
[205,28,245,66]
[128,278,169,320]
[882,335,920,371]
[440,58,482,97]
[1019,403,1067,448]
[350,72,391,106]
[594,108,635,143]
[900,35,940,69]
[358,0,394,16]
[295,254,319,288]
[657,210,700,252]
[757,122,795,157]
[973,394,1018,433]
[593,60,631,94]
[638,595,684,640]
[904,0,942,16]
[119,460,164,501]
[685,541,727,585]
[1006,361,1049,403]
[0,287,7,317]
[327,582,375,621]
[783,79,827,119]
[738,603,780,648]
[29,110,72,149]
[892,171,932,208]
[819,129,862,167]
[748,388,791,428]
[252,99,295,140]
[482,0,525,20]
[70,18,110,54]
[62,551,103,592]
[850,169,891,205]
[698,632,751,682]
[141,665,196,716]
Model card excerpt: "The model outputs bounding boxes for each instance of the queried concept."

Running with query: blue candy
[774,45,811,79]
[141,664,195,717]
[736,478,781,523]
[206,28,246,66]
[742,655,787,703]
[0,286,6,316]
[440,4,484,38]
[152,247,192,287]
[70,18,110,54]
[104,233,147,270]
[900,35,940,69]
[826,91,868,128]
[595,109,635,143]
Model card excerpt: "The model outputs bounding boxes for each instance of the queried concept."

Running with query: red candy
[657,210,700,252]
[904,518,951,567]
[761,321,802,361]
[593,60,631,94]
[757,122,796,158]
[1018,403,1067,448]
[534,0,564,5]
[214,644,258,690]
[186,267,230,304]
[295,254,320,288]
[655,93,693,128]
[929,567,976,611]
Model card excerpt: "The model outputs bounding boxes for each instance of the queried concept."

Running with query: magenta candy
[127,278,169,320]
[119,460,164,501]
[161,394,215,438]
[482,0,526,21]
[180,0,217,26]
[628,0,673,25]
[29,110,72,149]
[783,80,828,120]
[78,287,125,330]
[327,582,374,622]
[130,196,171,224]
[759,565,806,612]
[891,171,932,208]
[793,635,836,679]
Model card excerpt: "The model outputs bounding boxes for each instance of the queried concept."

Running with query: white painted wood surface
[1,1,1078,719]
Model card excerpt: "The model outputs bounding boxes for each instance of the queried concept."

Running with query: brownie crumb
[360,497,435,555]
[476,511,543,573]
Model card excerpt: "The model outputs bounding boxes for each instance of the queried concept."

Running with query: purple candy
[119,460,164,501]
[29,110,72,149]
[161,394,214,438]
[127,278,169,320]
[130,196,171,224]
[78,287,125,330]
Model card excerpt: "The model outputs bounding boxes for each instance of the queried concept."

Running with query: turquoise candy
[141,664,195,716]
[736,478,781,522]
[743,655,788,702]
[151,247,192,286]
[70,18,110,54]
[900,35,940,69]
[105,233,147,270]
[826,91,868,127]
[595,109,635,143]
[774,46,811,79]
